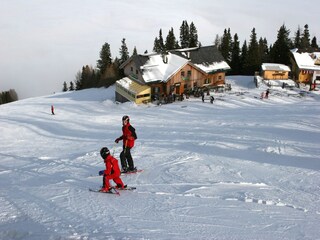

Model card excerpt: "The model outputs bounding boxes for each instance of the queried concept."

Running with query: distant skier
[210,96,214,104]
[265,89,270,99]
[115,115,137,173]
[99,147,125,192]
[51,105,55,115]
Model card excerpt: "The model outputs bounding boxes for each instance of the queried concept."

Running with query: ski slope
[0,76,320,240]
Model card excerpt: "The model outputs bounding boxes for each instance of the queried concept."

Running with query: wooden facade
[135,64,226,98]
[260,63,290,80]
[291,63,317,84]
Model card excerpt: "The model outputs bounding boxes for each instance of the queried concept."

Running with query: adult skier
[99,147,125,192]
[115,115,137,172]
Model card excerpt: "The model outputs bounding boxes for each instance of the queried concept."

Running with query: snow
[261,63,291,72]
[1,76,320,240]
[194,61,230,73]
[141,53,189,83]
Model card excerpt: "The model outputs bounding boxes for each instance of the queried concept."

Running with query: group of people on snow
[99,115,137,193]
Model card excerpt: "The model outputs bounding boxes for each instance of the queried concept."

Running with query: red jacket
[119,123,137,148]
[103,155,121,177]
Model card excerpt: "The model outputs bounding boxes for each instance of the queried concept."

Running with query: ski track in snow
[1,79,320,239]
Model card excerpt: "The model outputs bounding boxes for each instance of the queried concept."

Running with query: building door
[175,83,181,94]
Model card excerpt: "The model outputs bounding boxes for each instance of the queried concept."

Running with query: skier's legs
[113,177,124,189]
[125,147,134,170]
[102,175,111,189]
[120,150,128,171]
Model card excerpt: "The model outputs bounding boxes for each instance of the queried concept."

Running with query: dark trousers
[120,147,134,171]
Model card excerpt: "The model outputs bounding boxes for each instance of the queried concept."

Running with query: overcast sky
[1,0,319,99]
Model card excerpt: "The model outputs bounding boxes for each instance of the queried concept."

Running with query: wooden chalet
[291,48,320,90]
[116,45,230,103]
[260,63,290,80]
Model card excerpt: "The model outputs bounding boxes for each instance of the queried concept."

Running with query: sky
[0,0,319,99]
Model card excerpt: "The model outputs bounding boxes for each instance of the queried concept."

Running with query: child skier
[115,115,137,173]
[51,105,55,115]
[99,147,125,192]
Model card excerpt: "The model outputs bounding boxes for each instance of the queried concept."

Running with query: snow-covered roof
[141,52,189,83]
[195,61,230,73]
[291,49,320,71]
[261,63,291,72]
[172,45,231,73]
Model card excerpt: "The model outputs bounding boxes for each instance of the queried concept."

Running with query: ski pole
[111,142,117,156]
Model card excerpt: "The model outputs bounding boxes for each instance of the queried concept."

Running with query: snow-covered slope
[1,76,320,240]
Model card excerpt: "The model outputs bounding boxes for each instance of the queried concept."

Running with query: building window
[154,87,160,93]
[136,69,139,75]
[204,78,211,84]
[187,70,192,77]
[130,67,133,72]
[181,71,185,77]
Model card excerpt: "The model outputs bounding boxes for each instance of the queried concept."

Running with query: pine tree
[293,26,302,49]
[189,22,198,47]
[153,29,165,53]
[97,42,112,75]
[269,24,292,66]
[258,37,269,63]
[75,70,82,90]
[230,33,241,75]
[69,81,75,91]
[311,36,319,48]
[301,24,311,49]
[220,28,232,64]
[0,89,18,104]
[119,38,129,65]
[165,27,177,51]
[246,28,260,74]
[132,46,138,56]
[240,40,249,75]
[153,37,160,53]
[62,81,68,92]
[180,20,190,49]
[81,65,96,89]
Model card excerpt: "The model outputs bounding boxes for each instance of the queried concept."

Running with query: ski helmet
[122,115,130,122]
[100,147,110,159]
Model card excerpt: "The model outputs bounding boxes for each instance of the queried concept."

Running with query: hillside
[0,76,320,240]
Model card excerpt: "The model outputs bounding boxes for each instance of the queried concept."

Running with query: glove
[115,138,120,143]
[98,170,104,176]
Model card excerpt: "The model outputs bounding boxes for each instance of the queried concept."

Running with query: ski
[89,187,120,195]
[121,169,143,175]
[120,186,136,191]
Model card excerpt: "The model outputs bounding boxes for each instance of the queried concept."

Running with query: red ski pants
[103,174,124,189]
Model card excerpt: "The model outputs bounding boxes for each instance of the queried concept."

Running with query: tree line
[0,89,18,105]
[63,21,319,92]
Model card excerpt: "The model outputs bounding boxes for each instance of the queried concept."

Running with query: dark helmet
[100,147,110,159]
[122,115,130,122]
